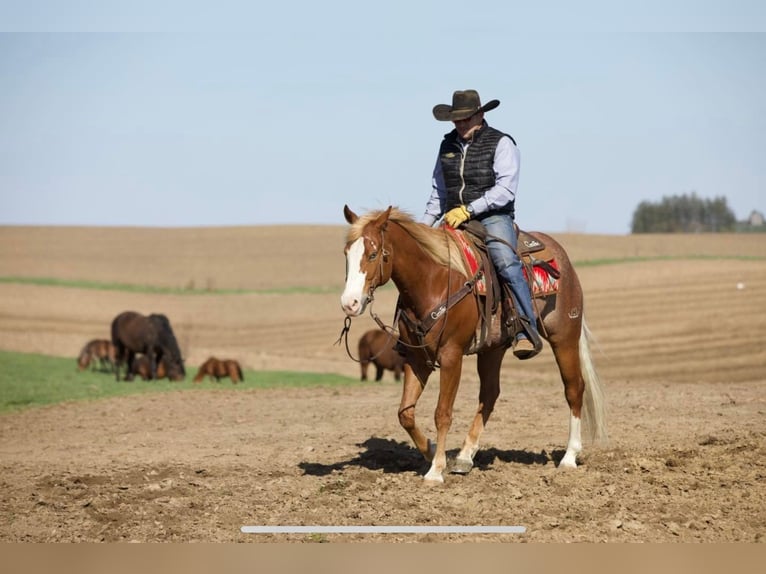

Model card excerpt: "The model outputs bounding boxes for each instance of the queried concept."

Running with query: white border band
[241,525,526,534]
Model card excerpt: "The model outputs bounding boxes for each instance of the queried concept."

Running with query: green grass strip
[0,350,362,414]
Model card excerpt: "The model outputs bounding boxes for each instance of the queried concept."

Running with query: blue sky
[1,2,765,234]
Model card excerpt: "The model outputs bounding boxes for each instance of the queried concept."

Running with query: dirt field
[0,225,764,542]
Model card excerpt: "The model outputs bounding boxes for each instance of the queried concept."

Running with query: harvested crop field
[0,225,764,542]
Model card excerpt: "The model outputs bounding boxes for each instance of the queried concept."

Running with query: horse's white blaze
[341,237,368,316]
[559,413,582,468]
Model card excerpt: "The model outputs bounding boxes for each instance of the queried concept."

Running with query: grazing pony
[358,329,405,381]
[111,311,186,382]
[129,354,184,381]
[76,339,116,372]
[340,205,606,483]
[193,357,244,384]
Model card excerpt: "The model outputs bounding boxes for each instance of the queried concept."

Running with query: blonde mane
[347,207,470,278]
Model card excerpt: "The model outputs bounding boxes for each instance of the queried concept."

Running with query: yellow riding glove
[444,205,471,227]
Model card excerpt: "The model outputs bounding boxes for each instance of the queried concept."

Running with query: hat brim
[432,99,500,121]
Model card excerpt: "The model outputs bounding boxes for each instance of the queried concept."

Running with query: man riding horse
[422,89,541,359]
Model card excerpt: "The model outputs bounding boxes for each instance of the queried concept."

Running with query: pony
[340,205,607,483]
[193,357,244,384]
[358,329,405,381]
[128,354,185,382]
[76,339,116,372]
[111,311,186,382]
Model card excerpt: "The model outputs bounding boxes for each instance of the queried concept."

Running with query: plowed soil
[0,226,764,542]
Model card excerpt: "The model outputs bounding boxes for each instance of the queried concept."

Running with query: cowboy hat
[432,89,500,121]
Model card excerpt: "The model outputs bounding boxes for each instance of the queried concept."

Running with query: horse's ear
[373,206,393,229]
[343,205,358,224]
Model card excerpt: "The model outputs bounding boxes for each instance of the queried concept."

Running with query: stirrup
[512,338,538,359]
[513,317,542,360]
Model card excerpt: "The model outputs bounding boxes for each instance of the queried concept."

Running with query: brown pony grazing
[193,357,244,384]
[129,354,185,381]
[341,205,607,483]
[358,329,405,381]
[111,311,185,382]
[76,339,116,372]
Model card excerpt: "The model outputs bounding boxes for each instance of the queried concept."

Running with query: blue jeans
[479,213,539,341]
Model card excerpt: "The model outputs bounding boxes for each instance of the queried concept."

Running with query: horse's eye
[368,251,378,262]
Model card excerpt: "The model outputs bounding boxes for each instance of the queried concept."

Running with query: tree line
[631,193,738,233]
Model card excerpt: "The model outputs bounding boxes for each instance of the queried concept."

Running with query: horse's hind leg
[453,346,504,474]
[551,339,585,468]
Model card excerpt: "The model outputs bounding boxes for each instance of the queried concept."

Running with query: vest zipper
[458,142,467,204]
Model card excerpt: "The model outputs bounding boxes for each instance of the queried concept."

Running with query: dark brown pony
[129,354,185,381]
[358,329,405,381]
[111,311,185,382]
[341,205,607,483]
[76,339,116,372]
[193,357,244,384]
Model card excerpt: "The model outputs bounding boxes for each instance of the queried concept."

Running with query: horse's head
[76,349,89,371]
[341,205,394,316]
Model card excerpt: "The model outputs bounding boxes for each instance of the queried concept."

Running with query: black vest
[439,123,516,215]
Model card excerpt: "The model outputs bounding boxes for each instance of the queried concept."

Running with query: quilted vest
[439,124,516,215]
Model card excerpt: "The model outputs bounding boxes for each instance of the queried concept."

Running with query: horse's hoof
[450,458,474,475]
[558,454,578,469]
[423,474,445,485]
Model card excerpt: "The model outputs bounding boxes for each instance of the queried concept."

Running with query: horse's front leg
[148,350,158,381]
[114,346,123,381]
[424,349,464,484]
[398,364,434,462]
[124,351,135,381]
[453,346,504,474]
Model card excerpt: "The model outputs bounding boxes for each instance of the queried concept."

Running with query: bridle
[336,226,395,363]
[336,220,463,370]
[362,227,393,298]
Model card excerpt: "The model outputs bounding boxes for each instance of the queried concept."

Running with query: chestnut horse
[341,205,606,483]
[193,357,244,384]
[77,339,116,372]
[111,311,186,382]
[358,329,405,381]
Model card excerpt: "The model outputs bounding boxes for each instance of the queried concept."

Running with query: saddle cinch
[448,220,561,354]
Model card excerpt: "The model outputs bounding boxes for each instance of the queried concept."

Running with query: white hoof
[558,452,578,469]
[424,458,445,483]
[423,473,445,484]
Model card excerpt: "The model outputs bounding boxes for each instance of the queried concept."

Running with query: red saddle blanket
[447,226,559,297]
[523,259,559,297]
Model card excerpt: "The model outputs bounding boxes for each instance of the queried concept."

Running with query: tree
[631,193,736,233]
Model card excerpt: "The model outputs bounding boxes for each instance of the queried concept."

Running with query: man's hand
[444,205,471,227]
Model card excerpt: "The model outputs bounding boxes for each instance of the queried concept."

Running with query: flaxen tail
[579,319,608,443]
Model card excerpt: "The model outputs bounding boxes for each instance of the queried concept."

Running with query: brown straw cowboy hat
[432,89,500,121]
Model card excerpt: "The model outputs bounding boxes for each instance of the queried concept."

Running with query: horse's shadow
[298,436,565,477]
